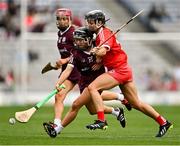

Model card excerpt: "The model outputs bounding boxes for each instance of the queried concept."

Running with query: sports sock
[97,111,105,121]
[116,93,124,101]
[54,123,64,134]
[156,115,167,126]
[111,108,119,117]
[54,118,61,127]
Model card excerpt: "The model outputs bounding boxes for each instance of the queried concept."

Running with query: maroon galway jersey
[69,50,105,92]
[57,25,75,59]
[57,25,80,84]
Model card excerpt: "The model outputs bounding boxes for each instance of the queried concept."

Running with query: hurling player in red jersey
[47,8,81,134]
[85,10,173,137]
[43,27,127,138]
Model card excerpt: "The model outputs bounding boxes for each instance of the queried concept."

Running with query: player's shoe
[121,99,132,111]
[116,107,126,128]
[43,122,57,138]
[86,120,108,130]
[156,121,173,137]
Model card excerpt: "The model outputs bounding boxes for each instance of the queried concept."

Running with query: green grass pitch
[0,105,180,145]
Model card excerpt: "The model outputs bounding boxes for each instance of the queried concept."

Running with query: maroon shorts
[79,68,105,93]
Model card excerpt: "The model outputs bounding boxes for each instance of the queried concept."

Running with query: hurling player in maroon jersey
[43,27,128,138]
[49,8,81,135]
[85,10,173,137]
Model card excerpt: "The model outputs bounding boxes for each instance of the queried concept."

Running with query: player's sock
[54,118,64,134]
[156,115,167,126]
[54,122,64,134]
[55,125,64,134]
[111,108,119,117]
[54,118,61,127]
[97,111,105,121]
[116,93,124,101]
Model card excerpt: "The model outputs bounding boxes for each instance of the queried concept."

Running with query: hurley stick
[15,84,65,123]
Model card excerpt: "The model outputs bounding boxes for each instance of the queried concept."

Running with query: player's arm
[56,57,71,68]
[92,28,112,57]
[55,64,73,90]
[91,46,110,63]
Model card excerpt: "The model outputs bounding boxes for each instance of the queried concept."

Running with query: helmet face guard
[73,27,93,51]
[56,8,72,30]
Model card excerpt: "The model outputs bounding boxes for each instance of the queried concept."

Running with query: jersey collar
[60,25,71,35]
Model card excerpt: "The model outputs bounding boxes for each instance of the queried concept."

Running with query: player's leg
[101,90,132,111]
[55,88,107,133]
[120,81,173,137]
[86,101,126,128]
[101,91,124,101]
[120,81,159,119]
[61,87,91,128]
[60,86,125,133]
[43,79,75,138]
[87,73,120,129]
[44,87,89,138]
[54,80,75,124]
[60,89,124,128]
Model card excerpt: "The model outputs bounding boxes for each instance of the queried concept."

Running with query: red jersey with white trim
[95,27,128,69]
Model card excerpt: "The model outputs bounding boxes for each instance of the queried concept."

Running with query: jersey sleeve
[68,55,75,68]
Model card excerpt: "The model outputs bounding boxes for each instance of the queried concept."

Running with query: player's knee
[55,93,64,103]
[131,101,142,110]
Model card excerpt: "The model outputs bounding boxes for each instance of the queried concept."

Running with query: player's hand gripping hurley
[15,84,65,123]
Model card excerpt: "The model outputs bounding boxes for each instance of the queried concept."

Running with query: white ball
[9,118,16,125]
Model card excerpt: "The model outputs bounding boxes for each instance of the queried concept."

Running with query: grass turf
[0,105,179,145]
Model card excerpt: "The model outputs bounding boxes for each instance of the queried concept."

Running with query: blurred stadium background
[0,0,180,106]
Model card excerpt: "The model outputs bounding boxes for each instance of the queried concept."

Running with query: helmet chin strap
[87,39,92,47]
[96,18,110,29]
[96,21,102,29]
[95,20,105,33]
[68,17,72,26]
